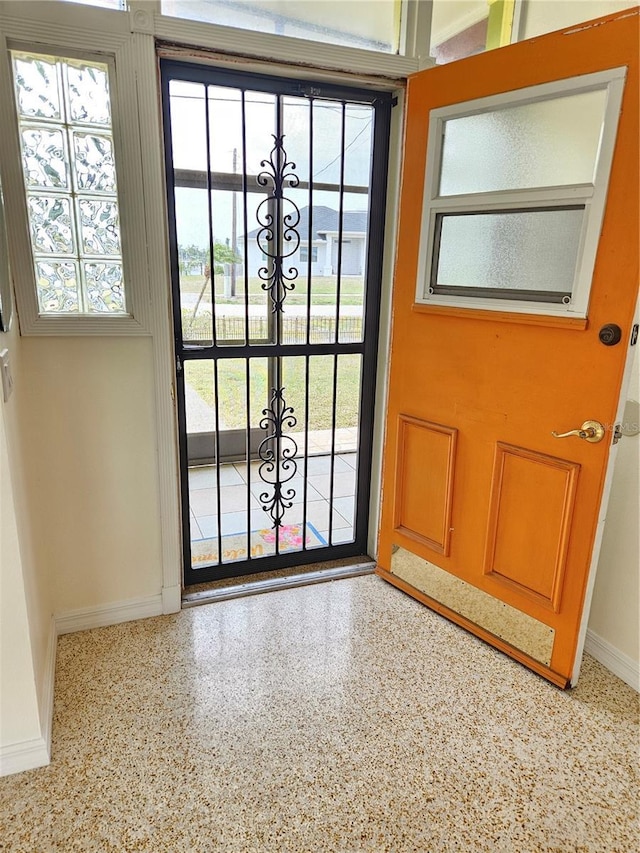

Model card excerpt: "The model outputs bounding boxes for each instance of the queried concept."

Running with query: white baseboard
[162,583,182,614]
[0,735,50,777]
[585,629,640,691]
[3,597,163,775]
[0,616,57,777]
[55,593,163,635]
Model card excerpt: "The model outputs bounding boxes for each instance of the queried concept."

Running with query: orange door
[377,10,639,687]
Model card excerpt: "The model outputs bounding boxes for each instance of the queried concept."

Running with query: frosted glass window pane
[433,209,584,301]
[28,196,74,254]
[73,133,116,192]
[13,55,61,119]
[439,91,607,196]
[79,200,121,254]
[161,0,400,53]
[84,262,125,312]
[67,62,111,125]
[21,128,68,189]
[36,260,80,312]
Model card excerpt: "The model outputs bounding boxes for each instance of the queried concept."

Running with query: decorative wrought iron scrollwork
[256,134,300,313]
[258,386,298,528]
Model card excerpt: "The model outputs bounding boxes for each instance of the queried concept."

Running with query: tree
[177,244,207,276]
[177,242,241,276]
[213,241,241,267]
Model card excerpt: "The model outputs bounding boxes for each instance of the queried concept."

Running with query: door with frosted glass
[162,62,391,585]
[377,12,638,687]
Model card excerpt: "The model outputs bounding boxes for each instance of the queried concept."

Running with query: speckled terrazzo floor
[1,576,638,852]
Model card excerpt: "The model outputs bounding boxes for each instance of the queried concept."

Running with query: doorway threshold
[181,557,374,608]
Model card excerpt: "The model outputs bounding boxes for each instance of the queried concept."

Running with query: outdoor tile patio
[188,452,357,559]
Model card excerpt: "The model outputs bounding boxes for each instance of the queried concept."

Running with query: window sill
[411,302,589,331]
[19,313,151,337]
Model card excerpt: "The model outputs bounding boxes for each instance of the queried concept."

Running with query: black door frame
[161,59,392,586]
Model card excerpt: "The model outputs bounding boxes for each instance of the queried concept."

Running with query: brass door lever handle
[552,420,605,443]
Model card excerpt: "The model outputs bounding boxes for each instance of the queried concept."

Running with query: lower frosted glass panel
[432,208,584,302]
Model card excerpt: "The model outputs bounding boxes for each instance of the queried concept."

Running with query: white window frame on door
[415,67,627,319]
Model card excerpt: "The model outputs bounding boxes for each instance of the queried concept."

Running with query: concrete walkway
[180,293,363,317]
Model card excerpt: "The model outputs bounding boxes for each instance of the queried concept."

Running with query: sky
[169,82,374,249]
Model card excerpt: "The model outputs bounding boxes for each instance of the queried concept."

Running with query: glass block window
[12,51,126,315]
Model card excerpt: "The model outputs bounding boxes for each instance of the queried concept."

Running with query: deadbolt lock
[598,324,622,346]
[552,420,606,443]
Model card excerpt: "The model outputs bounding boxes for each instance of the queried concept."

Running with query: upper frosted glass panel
[439,90,608,196]
[161,0,401,53]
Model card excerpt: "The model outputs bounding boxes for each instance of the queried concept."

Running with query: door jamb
[368,87,405,558]
[572,297,639,685]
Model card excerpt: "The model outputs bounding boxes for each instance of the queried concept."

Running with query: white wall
[0,368,40,748]
[430,0,488,48]
[0,318,53,772]
[1,325,165,772]
[520,0,638,39]
[17,336,164,615]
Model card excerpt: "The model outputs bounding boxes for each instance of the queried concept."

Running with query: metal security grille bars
[162,61,391,585]
[256,134,300,315]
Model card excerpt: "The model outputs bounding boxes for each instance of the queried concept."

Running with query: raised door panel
[394,415,457,555]
[483,443,580,612]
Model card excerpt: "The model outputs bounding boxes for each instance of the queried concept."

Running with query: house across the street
[244,205,368,277]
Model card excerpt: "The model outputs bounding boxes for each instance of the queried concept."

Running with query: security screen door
[162,61,392,585]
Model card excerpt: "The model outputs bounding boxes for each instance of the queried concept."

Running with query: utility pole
[231,147,237,298]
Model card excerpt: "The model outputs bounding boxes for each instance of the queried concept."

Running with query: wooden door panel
[393,416,457,554]
[377,9,639,686]
[483,443,580,612]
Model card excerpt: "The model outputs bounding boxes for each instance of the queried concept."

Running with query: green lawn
[180,274,364,306]
[186,355,361,431]
[183,274,364,429]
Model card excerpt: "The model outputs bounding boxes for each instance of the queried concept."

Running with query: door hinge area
[176,356,182,374]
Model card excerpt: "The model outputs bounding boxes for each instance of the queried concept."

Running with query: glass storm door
[162,61,392,585]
